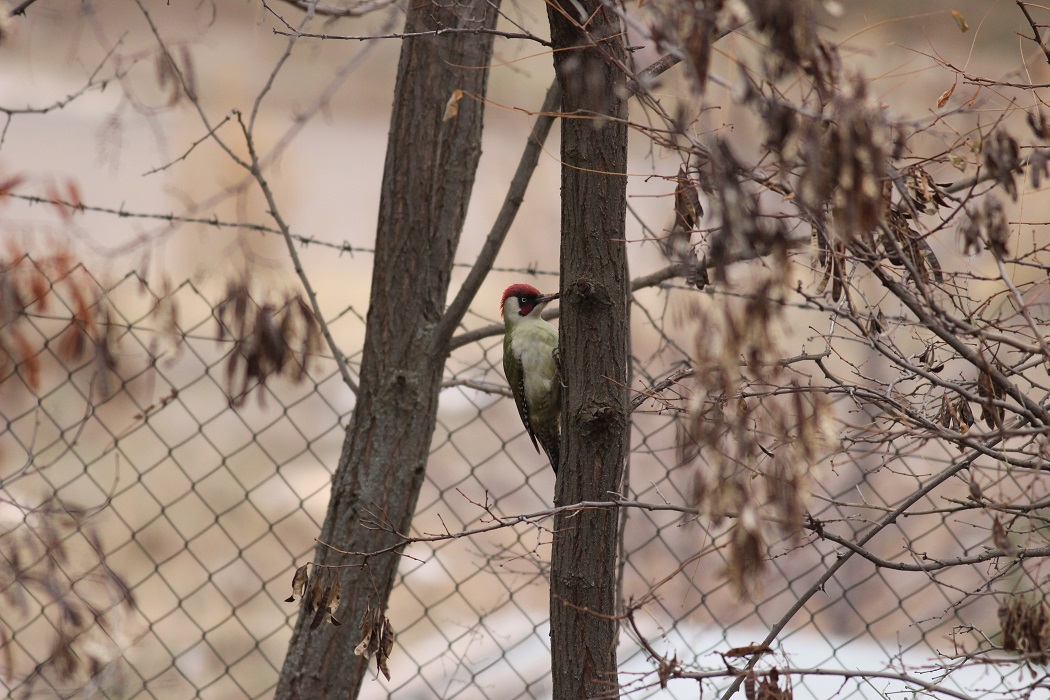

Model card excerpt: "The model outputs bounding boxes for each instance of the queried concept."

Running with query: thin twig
[10,0,41,16]
[1017,1,1050,68]
[276,0,395,17]
[233,110,359,394]
[315,498,699,560]
[142,115,232,176]
[629,366,694,411]
[274,26,552,46]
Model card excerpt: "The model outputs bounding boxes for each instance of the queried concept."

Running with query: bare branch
[232,110,359,394]
[10,0,41,16]
[1017,1,1050,68]
[276,0,396,17]
[274,25,552,46]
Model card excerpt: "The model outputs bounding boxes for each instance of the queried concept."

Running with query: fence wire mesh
[0,251,1041,699]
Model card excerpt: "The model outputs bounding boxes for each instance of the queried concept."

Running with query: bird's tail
[537,429,559,474]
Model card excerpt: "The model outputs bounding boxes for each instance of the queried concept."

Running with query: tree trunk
[275,1,500,696]
[546,2,630,698]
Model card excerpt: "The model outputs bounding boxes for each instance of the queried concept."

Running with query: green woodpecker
[501,283,560,473]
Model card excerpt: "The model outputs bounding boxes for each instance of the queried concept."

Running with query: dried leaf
[756,668,792,700]
[355,605,394,680]
[866,309,885,337]
[325,575,342,626]
[976,366,1004,429]
[310,584,330,629]
[999,595,1049,663]
[442,89,464,121]
[950,10,969,33]
[307,569,324,613]
[673,165,703,233]
[285,563,309,603]
[936,82,955,109]
[992,515,1017,555]
[968,473,983,502]
[725,644,773,658]
[378,613,394,680]
[955,398,974,430]
[1028,109,1050,139]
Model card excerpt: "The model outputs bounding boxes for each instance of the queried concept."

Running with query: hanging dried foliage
[0,246,122,394]
[999,593,1050,664]
[215,279,322,405]
[0,494,136,694]
[355,604,395,681]
[680,284,836,596]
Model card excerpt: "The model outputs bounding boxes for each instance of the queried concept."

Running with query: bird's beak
[536,292,560,304]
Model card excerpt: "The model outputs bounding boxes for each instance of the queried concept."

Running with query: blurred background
[1,0,1047,698]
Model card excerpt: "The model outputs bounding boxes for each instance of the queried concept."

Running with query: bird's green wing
[503,335,540,454]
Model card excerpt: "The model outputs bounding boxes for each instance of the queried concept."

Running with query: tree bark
[275,1,500,696]
[546,2,630,698]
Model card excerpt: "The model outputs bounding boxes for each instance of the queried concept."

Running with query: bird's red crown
[500,283,542,317]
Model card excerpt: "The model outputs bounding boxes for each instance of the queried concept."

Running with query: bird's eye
[519,296,529,305]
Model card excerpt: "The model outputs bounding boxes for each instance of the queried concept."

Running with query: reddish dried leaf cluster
[0,247,117,392]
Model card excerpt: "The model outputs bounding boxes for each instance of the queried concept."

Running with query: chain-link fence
[0,250,1041,699]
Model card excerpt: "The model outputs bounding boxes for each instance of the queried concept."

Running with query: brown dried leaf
[378,613,394,680]
[285,563,309,603]
[955,398,974,430]
[325,575,342,626]
[992,515,1017,555]
[968,473,983,502]
[1028,109,1050,139]
[866,309,885,337]
[982,131,1020,200]
[355,605,394,680]
[673,165,703,233]
[936,82,956,109]
[999,595,1050,663]
[309,583,330,630]
[976,367,1004,429]
[442,89,464,122]
[756,668,792,700]
[354,607,376,657]
[725,644,773,659]
[307,569,324,614]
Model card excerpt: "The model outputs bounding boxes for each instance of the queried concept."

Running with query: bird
[501,283,561,473]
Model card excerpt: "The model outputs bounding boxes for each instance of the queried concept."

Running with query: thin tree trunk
[546,2,630,697]
[275,1,500,696]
